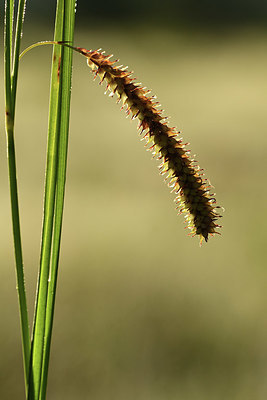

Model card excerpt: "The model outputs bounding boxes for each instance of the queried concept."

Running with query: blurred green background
[1,1,267,399]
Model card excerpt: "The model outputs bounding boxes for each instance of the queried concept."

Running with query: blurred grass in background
[1,16,267,400]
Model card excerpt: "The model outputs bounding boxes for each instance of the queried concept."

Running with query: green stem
[40,2,75,396]
[11,0,27,114]
[27,1,64,398]
[4,0,30,395]
[4,0,13,111]
[6,128,31,392]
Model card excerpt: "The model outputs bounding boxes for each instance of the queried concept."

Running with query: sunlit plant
[4,0,221,398]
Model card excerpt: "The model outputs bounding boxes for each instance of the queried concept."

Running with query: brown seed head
[78,48,221,242]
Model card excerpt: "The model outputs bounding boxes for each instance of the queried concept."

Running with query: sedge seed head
[78,48,222,242]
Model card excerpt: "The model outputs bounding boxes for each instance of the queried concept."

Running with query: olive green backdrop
[0,6,267,399]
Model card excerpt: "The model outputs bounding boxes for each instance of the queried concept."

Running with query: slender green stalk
[11,0,27,113]
[19,41,61,60]
[27,1,65,398]
[4,0,30,394]
[4,0,13,113]
[40,1,76,397]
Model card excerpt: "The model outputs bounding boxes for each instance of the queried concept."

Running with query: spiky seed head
[78,48,222,242]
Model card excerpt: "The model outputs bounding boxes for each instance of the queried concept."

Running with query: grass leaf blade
[4,0,31,394]
[40,0,76,396]
[28,1,64,398]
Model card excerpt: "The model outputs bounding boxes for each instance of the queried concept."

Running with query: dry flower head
[68,46,222,243]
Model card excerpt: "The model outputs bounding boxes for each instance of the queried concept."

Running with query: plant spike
[71,47,222,243]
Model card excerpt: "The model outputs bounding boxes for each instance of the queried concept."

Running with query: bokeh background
[1,1,267,399]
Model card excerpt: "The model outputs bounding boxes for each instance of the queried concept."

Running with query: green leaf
[28,0,76,398]
[40,0,76,396]
[4,0,31,395]
[28,1,64,399]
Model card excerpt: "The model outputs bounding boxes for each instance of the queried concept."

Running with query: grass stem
[4,0,31,395]
[27,1,64,394]
[28,0,75,398]
[40,1,76,396]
